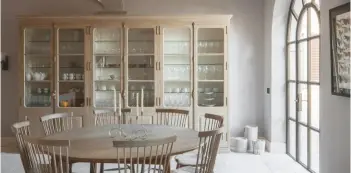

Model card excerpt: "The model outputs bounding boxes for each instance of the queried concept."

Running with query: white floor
[1,151,309,173]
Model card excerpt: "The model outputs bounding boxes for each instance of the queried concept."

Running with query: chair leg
[99,163,104,173]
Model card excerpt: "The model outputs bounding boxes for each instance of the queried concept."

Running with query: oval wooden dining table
[43,124,199,173]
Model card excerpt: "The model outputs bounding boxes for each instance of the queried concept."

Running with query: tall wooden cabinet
[18,15,231,149]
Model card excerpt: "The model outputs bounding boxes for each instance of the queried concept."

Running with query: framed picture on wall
[330,2,350,97]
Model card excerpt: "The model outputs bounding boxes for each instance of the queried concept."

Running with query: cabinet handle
[86,97,89,106]
[19,97,22,106]
[158,97,161,106]
[86,62,89,71]
[192,90,194,99]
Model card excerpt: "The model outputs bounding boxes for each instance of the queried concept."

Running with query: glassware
[203,66,209,80]
[198,66,203,80]
[208,42,214,53]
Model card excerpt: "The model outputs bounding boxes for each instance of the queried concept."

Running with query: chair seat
[175,153,199,166]
[172,166,197,173]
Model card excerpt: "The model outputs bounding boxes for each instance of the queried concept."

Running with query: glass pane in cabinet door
[163,28,191,107]
[197,28,225,107]
[24,28,52,107]
[127,28,155,107]
[93,28,122,108]
[57,29,85,107]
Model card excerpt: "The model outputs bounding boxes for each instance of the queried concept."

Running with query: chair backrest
[124,115,154,124]
[23,136,70,173]
[11,120,32,173]
[93,108,131,125]
[201,113,224,131]
[113,136,177,173]
[40,112,82,136]
[155,109,189,128]
[194,127,224,173]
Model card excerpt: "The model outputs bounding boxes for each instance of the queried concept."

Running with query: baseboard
[265,140,286,153]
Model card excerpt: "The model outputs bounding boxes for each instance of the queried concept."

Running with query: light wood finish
[175,114,223,168]
[11,120,32,173]
[18,15,231,150]
[173,127,223,173]
[23,136,70,173]
[42,124,198,163]
[113,135,177,173]
[40,112,83,136]
[155,109,189,128]
[93,108,132,126]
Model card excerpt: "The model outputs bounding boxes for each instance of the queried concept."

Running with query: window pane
[293,0,303,15]
[289,120,297,158]
[298,11,308,40]
[289,16,297,42]
[288,83,297,119]
[298,125,308,165]
[288,44,296,80]
[310,85,320,129]
[298,41,308,81]
[311,130,320,173]
[309,38,320,82]
[310,9,320,37]
[298,84,308,124]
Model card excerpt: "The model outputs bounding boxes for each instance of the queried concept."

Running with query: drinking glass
[208,42,214,53]
[210,65,216,80]
[203,66,209,80]
[198,66,203,80]
[198,41,204,53]
[214,42,220,53]
[203,42,208,53]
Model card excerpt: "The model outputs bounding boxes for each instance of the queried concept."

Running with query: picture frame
[330,2,350,97]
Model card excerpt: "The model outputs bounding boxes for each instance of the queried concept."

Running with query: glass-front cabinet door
[92,28,122,110]
[194,26,228,141]
[196,28,226,107]
[56,28,86,108]
[160,27,192,108]
[125,27,156,113]
[23,28,53,108]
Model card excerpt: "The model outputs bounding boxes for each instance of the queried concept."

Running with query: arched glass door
[286,0,320,172]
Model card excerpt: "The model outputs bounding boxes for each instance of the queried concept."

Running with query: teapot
[32,72,42,81]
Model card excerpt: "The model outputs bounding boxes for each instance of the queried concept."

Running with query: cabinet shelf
[25,80,51,83]
[198,80,224,82]
[59,80,84,83]
[28,66,52,68]
[27,40,50,43]
[24,54,50,56]
[94,40,120,43]
[198,53,224,56]
[128,53,154,56]
[128,80,154,82]
[59,54,84,56]
[164,54,190,56]
[94,54,120,56]
[165,80,190,82]
[95,80,120,82]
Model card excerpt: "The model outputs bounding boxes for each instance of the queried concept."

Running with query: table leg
[90,163,97,173]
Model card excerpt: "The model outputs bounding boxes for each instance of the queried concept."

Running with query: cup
[100,85,107,91]
[62,73,68,80]
[81,74,84,80]
[75,74,82,80]
[37,88,42,94]
[198,88,204,93]
[109,85,116,91]
[69,73,75,80]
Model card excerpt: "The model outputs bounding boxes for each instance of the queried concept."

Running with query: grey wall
[320,0,350,173]
[1,0,265,137]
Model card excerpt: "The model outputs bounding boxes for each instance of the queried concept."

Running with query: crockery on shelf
[69,73,75,80]
[43,88,49,94]
[37,88,42,94]
[26,72,32,81]
[62,73,69,80]
[75,73,82,80]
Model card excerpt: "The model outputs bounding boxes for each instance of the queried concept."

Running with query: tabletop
[43,124,199,163]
